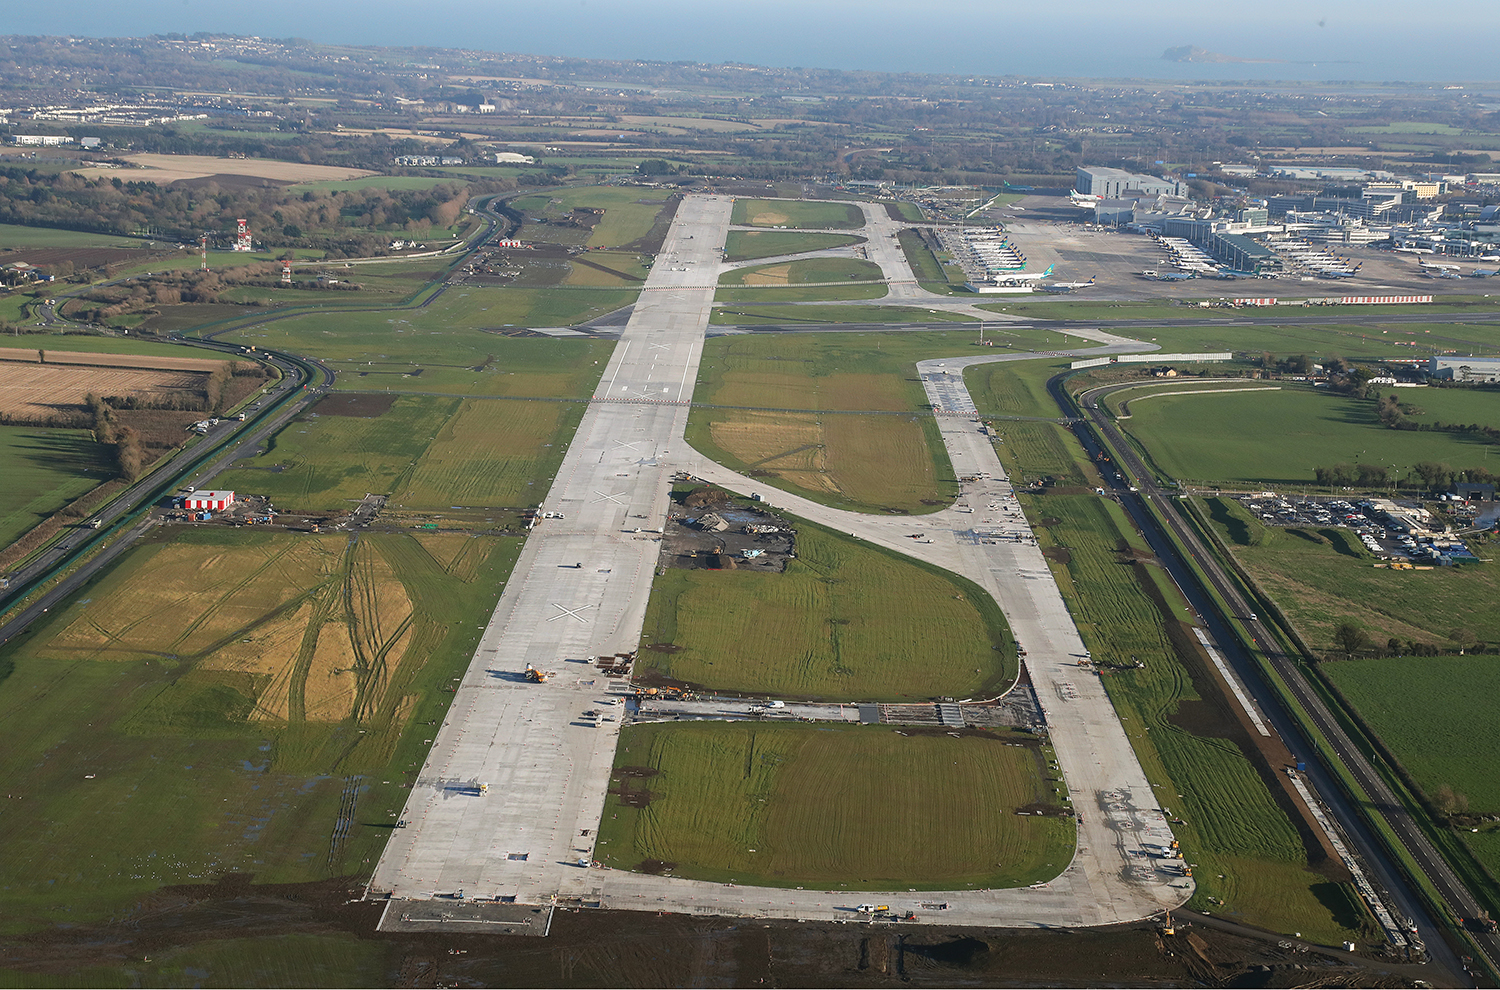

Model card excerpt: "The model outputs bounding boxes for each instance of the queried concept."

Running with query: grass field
[214,395,460,511]
[0,933,391,988]
[391,397,584,509]
[1325,657,1500,815]
[0,527,519,930]
[731,199,864,230]
[688,330,1014,512]
[718,258,882,286]
[638,519,1014,701]
[1121,386,1500,487]
[1199,495,1500,654]
[714,283,889,304]
[222,293,618,397]
[0,426,113,549]
[287,175,465,193]
[722,231,865,263]
[1030,493,1365,944]
[0,336,235,360]
[510,187,675,248]
[0,223,154,249]
[596,722,1072,889]
[897,229,945,283]
[710,303,974,325]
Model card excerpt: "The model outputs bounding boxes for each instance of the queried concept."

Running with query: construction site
[660,484,796,572]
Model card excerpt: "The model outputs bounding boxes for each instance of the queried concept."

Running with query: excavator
[524,664,553,683]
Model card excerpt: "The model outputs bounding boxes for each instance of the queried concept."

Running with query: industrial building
[1428,357,1500,383]
[182,490,236,511]
[1075,166,1185,200]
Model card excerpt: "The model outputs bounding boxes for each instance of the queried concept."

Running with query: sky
[8,0,1500,84]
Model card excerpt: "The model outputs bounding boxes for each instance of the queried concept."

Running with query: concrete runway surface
[369,195,1191,930]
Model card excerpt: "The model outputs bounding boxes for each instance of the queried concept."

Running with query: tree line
[0,167,488,254]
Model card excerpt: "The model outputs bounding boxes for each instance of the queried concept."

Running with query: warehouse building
[182,490,236,511]
[1429,357,1500,383]
[1075,166,1185,199]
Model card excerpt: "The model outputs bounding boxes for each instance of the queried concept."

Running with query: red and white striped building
[183,491,235,511]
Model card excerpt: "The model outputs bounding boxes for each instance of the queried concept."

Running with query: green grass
[688,330,1009,512]
[212,395,462,511]
[710,303,974,325]
[731,199,864,229]
[1200,497,1500,653]
[287,175,468,193]
[514,186,675,248]
[0,426,114,549]
[1,933,390,988]
[718,258,883,286]
[714,283,889,303]
[722,231,865,263]
[1400,387,1500,432]
[639,519,1014,701]
[390,397,585,509]
[0,527,520,932]
[597,722,1072,889]
[1325,657,1500,814]
[886,201,924,222]
[221,293,618,397]
[0,336,235,360]
[1348,123,1466,134]
[897,229,944,283]
[0,223,155,249]
[1030,493,1366,944]
[1122,386,1500,487]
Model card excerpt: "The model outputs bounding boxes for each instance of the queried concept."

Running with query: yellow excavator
[525,664,552,683]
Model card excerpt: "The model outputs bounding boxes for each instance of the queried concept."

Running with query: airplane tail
[1042,264,1054,277]
[1088,277,1095,284]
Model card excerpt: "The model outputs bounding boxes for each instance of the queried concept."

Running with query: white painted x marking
[548,603,595,623]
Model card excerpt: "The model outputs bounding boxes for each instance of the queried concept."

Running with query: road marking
[547,603,596,623]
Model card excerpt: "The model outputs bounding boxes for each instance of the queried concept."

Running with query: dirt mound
[314,393,396,418]
[682,487,731,509]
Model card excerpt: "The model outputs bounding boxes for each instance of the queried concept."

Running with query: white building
[1429,356,1500,382]
[8,135,73,147]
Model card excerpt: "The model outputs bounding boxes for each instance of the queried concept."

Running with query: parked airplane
[1395,246,1436,256]
[1471,268,1500,278]
[1042,277,1096,293]
[993,264,1055,286]
[1069,192,1101,208]
[1418,259,1462,271]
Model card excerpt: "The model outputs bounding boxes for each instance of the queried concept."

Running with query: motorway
[1071,379,1484,981]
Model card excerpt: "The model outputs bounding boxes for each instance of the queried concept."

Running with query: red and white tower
[200,232,208,271]
[234,219,253,253]
[281,260,292,284]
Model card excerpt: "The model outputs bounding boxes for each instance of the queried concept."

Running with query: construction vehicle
[1159,911,1176,936]
[524,665,552,683]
